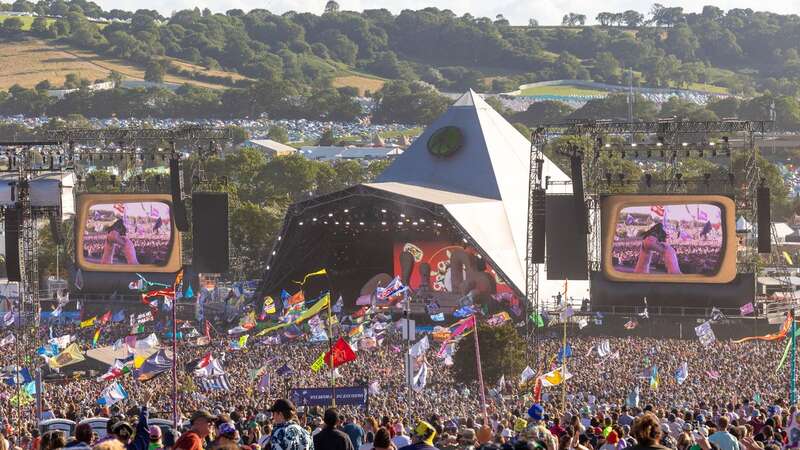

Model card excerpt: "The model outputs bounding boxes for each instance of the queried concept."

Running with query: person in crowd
[313,408,353,450]
[268,399,313,450]
[343,416,365,449]
[398,421,438,450]
[147,427,163,450]
[65,424,93,450]
[709,417,740,450]
[174,411,215,450]
[371,429,395,450]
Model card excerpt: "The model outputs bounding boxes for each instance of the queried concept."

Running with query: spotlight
[359,222,364,226]
[381,209,386,213]
[604,143,611,148]
[631,143,637,148]
[381,221,387,225]
[312,218,317,222]
[344,209,349,213]
[299,221,304,225]
[328,213,333,217]
[682,142,688,147]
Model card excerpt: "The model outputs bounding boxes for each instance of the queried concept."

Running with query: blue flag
[111,310,126,323]
[281,290,291,309]
[556,344,573,363]
[276,364,292,376]
[430,313,445,322]
[453,305,477,318]
[185,285,194,299]
[4,368,32,386]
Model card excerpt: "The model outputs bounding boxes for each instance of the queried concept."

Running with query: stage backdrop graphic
[75,193,182,273]
[392,241,514,295]
[601,194,737,284]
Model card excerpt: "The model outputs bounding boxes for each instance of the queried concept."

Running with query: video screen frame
[75,193,182,273]
[600,194,737,284]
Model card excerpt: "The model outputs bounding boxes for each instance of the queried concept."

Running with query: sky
[93,0,796,26]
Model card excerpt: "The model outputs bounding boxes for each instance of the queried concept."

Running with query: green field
[0,14,107,30]
[519,84,608,96]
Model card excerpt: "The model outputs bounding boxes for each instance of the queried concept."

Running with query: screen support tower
[526,130,547,368]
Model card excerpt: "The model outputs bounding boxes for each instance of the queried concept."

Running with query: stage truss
[525,119,793,321]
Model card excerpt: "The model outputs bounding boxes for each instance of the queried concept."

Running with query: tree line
[3,3,800,96]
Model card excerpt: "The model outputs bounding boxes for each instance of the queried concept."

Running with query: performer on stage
[634,223,681,274]
[101,219,139,264]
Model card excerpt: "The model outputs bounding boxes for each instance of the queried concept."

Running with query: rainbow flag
[92,328,101,348]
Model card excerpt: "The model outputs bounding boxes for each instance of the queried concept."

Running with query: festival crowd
[0,305,795,450]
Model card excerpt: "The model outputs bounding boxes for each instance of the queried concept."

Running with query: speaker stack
[4,208,21,282]
[170,157,190,232]
[757,186,771,253]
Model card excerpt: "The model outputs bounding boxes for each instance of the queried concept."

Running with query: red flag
[324,337,357,368]
[99,310,112,324]
[204,320,211,339]
[196,352,212,369]
[288,290,304,306]
[533,376,542,403]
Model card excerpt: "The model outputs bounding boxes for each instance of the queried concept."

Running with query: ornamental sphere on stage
[1,3,798,450]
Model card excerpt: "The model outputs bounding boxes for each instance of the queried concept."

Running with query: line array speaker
[570,155,588,234]
[192,192,229,273]
[170,157,190,232]
[530,188,546,264]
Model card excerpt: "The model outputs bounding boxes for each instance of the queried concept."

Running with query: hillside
[0,38,250,90]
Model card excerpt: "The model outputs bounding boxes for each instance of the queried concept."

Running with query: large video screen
[601,195,737,284]
[76,194,181,273]
[392,241,515,296]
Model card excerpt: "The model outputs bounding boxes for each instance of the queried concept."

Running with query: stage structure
[526,119,790,316]
[0,125,231,422]
[259,91,573,318]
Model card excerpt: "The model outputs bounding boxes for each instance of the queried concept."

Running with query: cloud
[92,0,796,26]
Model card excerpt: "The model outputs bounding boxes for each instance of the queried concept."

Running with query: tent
[258,90,574,304]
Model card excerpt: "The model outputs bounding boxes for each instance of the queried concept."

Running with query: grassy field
[519,84,608,96]
[0,38,246,90]
[0,15,53,30]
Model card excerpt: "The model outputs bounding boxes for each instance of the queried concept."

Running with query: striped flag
[92,328,101,348]
[197,375,232,391]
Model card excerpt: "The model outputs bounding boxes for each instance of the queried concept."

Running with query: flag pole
[561,279,568,416]
[172,280,178,428]
[326,291,336,407]
[789,311,797,405]
[472,316,489,427]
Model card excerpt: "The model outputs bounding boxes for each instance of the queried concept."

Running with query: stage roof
[259,90,571,297]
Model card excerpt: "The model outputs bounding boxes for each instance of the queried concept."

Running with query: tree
[324,0,339,14]
[144,60,165,83]
[1,17,24,34]
[268,126,289,144]
[528,18,539,27]
[593,52,622,83]
[596,12,613,27]
[30,16,49,36]
[622,10,644,27]
[512,101,575,126]
[452,323,527,385]
[109,70,124,87]
[372,80,450,125]
[318,128,335,146]
[35,79,52,91]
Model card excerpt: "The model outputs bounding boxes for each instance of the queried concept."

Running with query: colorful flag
[80,316,96,329]
[310,352,326,372]
[675,362,688,385]
[97,382,128,406]
[531,313,545,328]
[98,311,112,324]
[48,343,85,369]
[257,373,270,393]
[520,366,536,385]
[412,363,428,392]
[10,390,33,406]
[293,268,327,285]
[287,290,305,307]
[706,369,720,380]
[430,313,445,322]
[4,367,32,386]
[230,335,249,350]
[487,311,511,327]
[651,205,665,216]
[324,337,357,368]
[376,276,407,300]
[92,328,101,348]
[2,311,14,327]
[695,321,716,347]
[597,339,611,357]
[624,319,638,330]
[740,302,755,316]
[557,344,573,363]
[111,310,125,323]
[540,366,572,387]
[133,349,172,381]
[649,365,660,390]
[783,251,794,266]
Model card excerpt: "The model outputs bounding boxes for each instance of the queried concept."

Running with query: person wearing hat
[174,410,216,450]
[398,421,438,450]
[312,408,353,450]
[147,426,163,450]
[209,422,240,450]
[268,399,312,450]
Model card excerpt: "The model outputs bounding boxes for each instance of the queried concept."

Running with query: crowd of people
[0,299,795,450]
